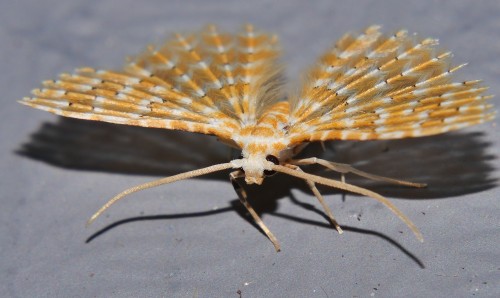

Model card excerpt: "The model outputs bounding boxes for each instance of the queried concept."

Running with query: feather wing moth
[20,24,495,251]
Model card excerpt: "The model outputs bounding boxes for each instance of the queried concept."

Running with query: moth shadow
[85,178,425,268]
[230,177,425,268]
[22,117,493,265]
[18,117,497,201]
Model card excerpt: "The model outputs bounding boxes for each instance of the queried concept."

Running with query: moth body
[20,24,495,251]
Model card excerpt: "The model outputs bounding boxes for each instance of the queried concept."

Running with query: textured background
[1,0,499,297]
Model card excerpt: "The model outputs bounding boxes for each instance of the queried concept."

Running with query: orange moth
[20,25,495,251]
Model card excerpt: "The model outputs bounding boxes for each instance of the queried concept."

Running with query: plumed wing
[20,25,283,143]
[288,26,495,145]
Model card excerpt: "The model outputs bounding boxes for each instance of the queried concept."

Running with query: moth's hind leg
[229,170,281,252]
[285,164,343,234]
[291,157,426,188]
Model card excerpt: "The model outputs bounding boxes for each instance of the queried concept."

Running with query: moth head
[234,154,280,185]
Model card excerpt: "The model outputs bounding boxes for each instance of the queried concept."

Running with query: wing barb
[20,25,286,142]
[289,26,495,144]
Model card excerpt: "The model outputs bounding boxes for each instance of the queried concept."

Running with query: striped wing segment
[21,67,237,140]
[20,25,283,143]
[288,26,495,144]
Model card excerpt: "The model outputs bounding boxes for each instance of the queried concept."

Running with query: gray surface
[1,0,499,297]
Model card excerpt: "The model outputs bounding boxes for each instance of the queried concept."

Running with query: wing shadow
[300,132,497,199]
[18,117,231,179]
[18,117,497,199]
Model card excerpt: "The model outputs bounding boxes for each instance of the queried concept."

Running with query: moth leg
[320,141,326,152]
[291,157,426,188]
[229,170,281,252]
[340,172,346,202]
[270,164,424,242]
[285,164,343,234]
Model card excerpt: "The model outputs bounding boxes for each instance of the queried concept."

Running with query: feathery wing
[288,26,495,145]
[20,25,283,144]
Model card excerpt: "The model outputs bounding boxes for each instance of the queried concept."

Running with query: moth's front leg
[229,170,281,252]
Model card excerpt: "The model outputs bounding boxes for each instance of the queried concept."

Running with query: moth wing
[287,26,495,145]
[20,25,284,144]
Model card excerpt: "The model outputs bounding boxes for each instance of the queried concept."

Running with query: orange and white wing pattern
[288,26,495,145]
[19,25,283,144]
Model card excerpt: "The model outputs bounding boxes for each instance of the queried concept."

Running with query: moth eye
[265,154,279,165]
[264,155,279,176]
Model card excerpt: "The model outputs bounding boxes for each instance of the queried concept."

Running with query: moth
[20,24,495,251]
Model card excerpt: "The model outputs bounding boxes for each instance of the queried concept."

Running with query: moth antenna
[86,162,234,226]
[271,164,424,242]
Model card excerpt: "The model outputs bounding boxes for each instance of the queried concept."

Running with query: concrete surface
[1,0,499,297]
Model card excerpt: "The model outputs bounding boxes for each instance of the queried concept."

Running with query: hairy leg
[271,164,423,242]
[291,157,426,188]
[229,170,281,252]
[285,164,343,234]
